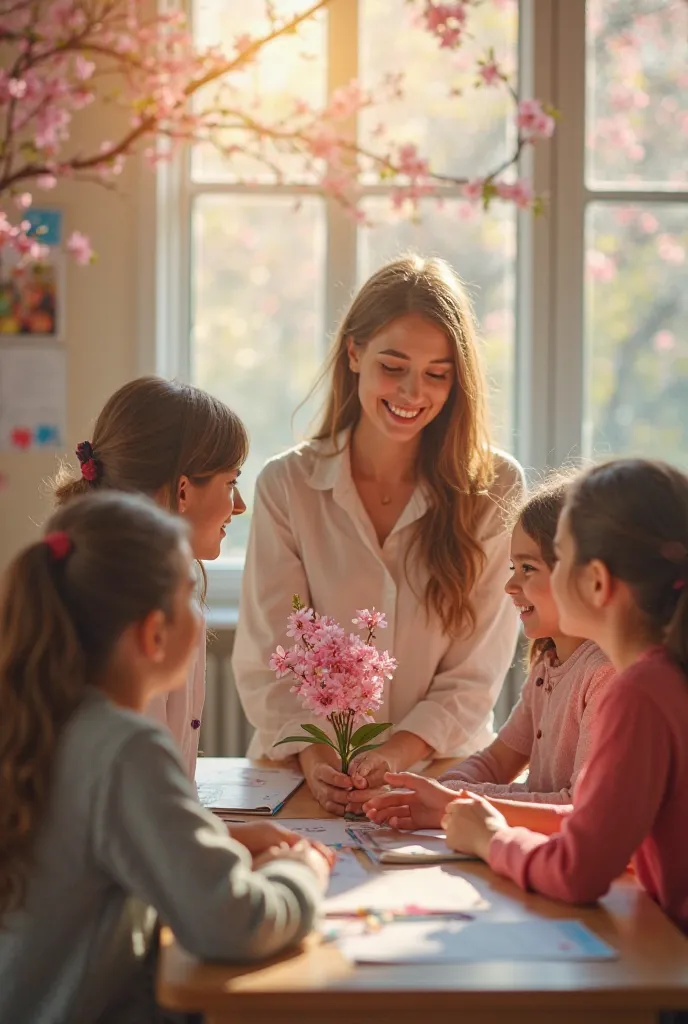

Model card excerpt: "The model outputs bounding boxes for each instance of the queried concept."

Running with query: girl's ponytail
[0,540,86,915]
[0,491,189,920]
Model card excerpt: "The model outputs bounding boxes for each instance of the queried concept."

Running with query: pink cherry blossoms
[271,597,395,772]
[0,0,557,265]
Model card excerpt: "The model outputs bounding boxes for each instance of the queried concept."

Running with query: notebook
[347,826,475,864]
[195,758,303,815]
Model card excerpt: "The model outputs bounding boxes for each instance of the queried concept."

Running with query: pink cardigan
[441,641,615,802]
[145,619,206,779]
[489,646,688,935]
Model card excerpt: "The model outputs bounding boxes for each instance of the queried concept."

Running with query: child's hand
[229,821,304,857]
[252,839,333,891]
[441,790,508,862]
[362,772,456,829]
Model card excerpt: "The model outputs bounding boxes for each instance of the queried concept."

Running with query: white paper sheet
[337,919,617,963]
[0,346,66,451]
[324,864,483,915]
[277,818,378,847]
[348,826,474,864]
[195,759,303,814]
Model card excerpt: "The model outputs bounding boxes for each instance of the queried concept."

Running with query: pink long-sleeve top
[441,641,615,802]
[489,646,688,935]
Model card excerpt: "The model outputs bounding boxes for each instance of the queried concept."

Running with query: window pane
[191,196,326,557]
[586,0,688,190]
[358,200,516,451]
[191,0,326,184]
[359,0,518,180]
[585,203,688,466]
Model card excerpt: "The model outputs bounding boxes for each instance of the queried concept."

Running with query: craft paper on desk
[337,919,617,964]
[195,759,303,815]
[348,826,475,864]
[325,864,483,916]
[276,818,378,847]
[0,347,66,452]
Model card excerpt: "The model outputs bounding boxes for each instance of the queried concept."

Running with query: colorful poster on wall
[0,346,66,452]
[0,208,65,342]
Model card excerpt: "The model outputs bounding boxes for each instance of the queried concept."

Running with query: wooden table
[158,759,688,1024]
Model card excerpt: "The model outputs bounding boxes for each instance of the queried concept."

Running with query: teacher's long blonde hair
[313,254,494,637]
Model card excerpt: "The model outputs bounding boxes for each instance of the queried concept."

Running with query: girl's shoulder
[489,447,526,501]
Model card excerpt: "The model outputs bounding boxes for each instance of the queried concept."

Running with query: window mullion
[324,0,359,346]
[550,0,587,466]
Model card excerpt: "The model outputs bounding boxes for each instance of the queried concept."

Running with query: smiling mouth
[382,399,423,421]
[514,603,535,615]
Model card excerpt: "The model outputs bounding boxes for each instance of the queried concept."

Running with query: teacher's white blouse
[233,436,524,760]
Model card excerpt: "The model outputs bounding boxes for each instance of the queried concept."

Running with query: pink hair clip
[45,531,72,561]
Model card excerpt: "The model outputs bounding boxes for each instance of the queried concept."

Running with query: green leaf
[273,735,323,747]
[291,594,305,611]
[301,724,338,748]
[348,741,385,759]
[350,722,393,747]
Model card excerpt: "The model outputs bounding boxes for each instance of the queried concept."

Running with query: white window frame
[139,0,685,611]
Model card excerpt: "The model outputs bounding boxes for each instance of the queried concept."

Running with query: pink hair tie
[45,531,72,561]
[673,578,686,591]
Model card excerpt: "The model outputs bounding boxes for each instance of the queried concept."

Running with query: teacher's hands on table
[362,771,457,828]
[252,839,334,891]
[441,790,508,861]
[298,743,355,815]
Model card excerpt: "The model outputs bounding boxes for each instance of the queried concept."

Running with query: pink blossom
[74,55,95,80]
[352,609,388,631]
[286,607,315,638]
[327,82,369,121]
[653,330,676,353]
[36,174,58,190]
[66,231,93,265]
[15,193,32,210]
[8,78,27,99]
[657,234,685,265]
[496,179,534,209]
[517,99,556,140]
[586,249,617,283]
[478,61,502,86]
[396,143,429,179]
[462,179,485,202]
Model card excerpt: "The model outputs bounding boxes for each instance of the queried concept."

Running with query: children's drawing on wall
[0,208,64,342]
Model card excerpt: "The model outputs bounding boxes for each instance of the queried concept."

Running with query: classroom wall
[0,101,144,572]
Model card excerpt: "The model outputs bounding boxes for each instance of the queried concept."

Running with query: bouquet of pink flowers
[270,596,396,773]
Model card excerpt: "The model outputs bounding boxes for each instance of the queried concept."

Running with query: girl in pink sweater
[364,476,615,828]
[442,458,688,936]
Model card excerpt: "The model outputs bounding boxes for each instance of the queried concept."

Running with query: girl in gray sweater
[0,492,329,1024]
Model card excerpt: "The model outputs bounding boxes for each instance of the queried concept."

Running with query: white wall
[0,102,144,571]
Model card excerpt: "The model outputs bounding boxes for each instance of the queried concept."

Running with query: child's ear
[138,609,168,664]
[587,558,613,608]
[177,474,190,514]
[346,336,361,373]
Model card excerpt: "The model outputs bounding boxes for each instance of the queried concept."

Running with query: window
[151,0,688,606]
[583,0,688,465]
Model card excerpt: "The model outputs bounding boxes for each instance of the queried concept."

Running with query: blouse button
[535,677,544,687]
[536,729,543,739]
[191,719,201,730]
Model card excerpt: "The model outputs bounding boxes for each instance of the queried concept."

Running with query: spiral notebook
[195,758,303,815]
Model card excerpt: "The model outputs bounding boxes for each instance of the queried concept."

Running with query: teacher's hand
[343,751,392,812]
[298,744,353,815]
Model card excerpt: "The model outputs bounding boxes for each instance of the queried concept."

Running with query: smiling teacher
[233,255,524,814]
